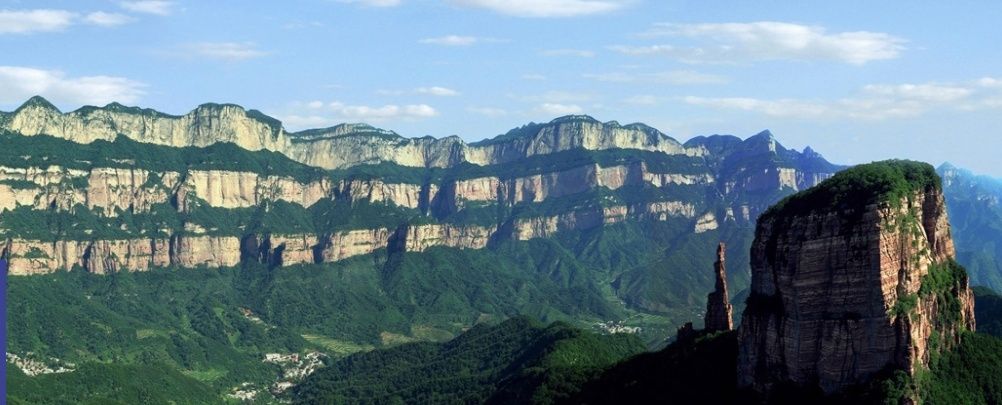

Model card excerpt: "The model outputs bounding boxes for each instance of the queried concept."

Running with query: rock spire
[704,242,733,332]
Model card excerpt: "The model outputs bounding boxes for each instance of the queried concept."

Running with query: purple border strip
[1,258,6,403]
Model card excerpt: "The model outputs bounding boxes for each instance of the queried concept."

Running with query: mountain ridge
[3,96,833,171]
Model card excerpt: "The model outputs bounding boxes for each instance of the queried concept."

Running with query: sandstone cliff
[736,160,975,396]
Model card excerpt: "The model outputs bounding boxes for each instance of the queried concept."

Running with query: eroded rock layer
[736,161,975,396]
[0,97,842,276]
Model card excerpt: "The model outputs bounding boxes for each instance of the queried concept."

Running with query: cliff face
[8,98,287,152]
[2,199,702,275]
[736,161,975,396]
[3,99,705,170]
[0,97,842,276]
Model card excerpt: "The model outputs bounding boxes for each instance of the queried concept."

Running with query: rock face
[736,161,976,396]
[3,98,705,170]
[1,199,702,275]
[1,97,843,276]
[704,243,733,332]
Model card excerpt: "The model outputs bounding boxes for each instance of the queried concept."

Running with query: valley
[3,98,1001,404]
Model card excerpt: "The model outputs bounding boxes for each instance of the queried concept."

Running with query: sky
[2,0,1001,175]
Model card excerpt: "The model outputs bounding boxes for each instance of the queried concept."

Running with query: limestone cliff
[8,97,287,152]
[0,97,842,276]
[3,97,706,170]
[1,198,700,275]
[736,160,975,396]
[448,162,714,209]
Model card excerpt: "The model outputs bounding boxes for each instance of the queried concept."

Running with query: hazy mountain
[939,163,1002,291]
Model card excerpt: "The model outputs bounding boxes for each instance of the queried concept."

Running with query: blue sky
[2,0,1001,175]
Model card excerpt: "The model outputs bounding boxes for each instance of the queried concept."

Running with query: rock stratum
[0,96,841,278]
[736,160,976,397]
[2,96,701,170]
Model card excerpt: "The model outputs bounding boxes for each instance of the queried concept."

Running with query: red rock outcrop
[736,162,975,396]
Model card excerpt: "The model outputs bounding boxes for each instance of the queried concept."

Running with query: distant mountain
[292,316,644,404]
[0,97,842,324]
[1,96,698,170]
[939,163,1002,291]
[0,96,841,401]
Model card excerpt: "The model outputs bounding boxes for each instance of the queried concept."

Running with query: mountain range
[4,96,1002,403]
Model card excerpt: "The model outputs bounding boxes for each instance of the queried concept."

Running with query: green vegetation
[0,197,422,241]
[565,331,739,404]
[325,147,709,186]
[1,117,855,403]
[292,317,644,404]
[918,259,970,331]
[564,330,1002,405]
[921,332,1002,404]
[0,179,38,189]
[974,286,1002,338]
[764,160,940,220]
[6,266,305,397]
[290,124,404,143]
[74,101,181,119]
[7,362,221,404]
[452,148,709,180]
[0,132,326,182]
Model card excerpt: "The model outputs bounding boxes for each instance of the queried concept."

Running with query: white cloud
[338,0,402,7]
[467,106,508,117]
[0,9,137,34]
[521,74,547,81]
[419,35,480,46]
[451,0,629,17]
[977,77,1002,88]
[84,11,134,27]
[378,87,461,96]
[861,83,972,102]
[582,70,727,85]
[415,86,460,96]
[285,99,439,127]
[186,42,268,61]
[615,21,905,65]
[280,114,337,130]
[682,78,1002,120]
[683,96,831,118]
[623,95,659,105]
[303,100,439,121]
[0,66,145,105]
[119,1,174,15]
[608,44,678,56]
[537,103,583,115]
[541,49,596,57]
[0,9,76,34]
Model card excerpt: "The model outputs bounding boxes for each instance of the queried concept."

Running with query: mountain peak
[548,114,599,125]
[748,129,774,141]
[17,95,59,113]
[194,102,246,112]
